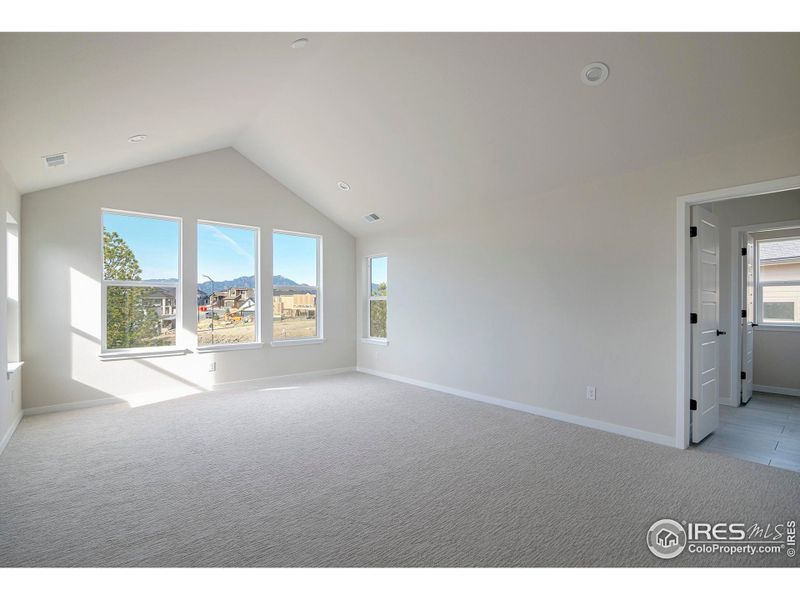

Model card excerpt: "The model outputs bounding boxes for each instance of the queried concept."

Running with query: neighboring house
[759,238,800,324]
[273,289,316,319]
[229,297,256,321]
[209,287,254,310]
[145,288,177,333]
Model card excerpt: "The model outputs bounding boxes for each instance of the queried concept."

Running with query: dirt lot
[273,317,317,340]
[197,318,256,346]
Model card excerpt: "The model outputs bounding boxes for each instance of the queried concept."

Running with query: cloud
[207,225,253,260]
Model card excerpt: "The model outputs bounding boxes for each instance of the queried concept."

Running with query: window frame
[363,254,388,344]
[270,229,324,346]
[196,219,262,352]
[100,208,184,358]
[755,235,800,329]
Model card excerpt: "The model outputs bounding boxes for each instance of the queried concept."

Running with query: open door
[690,205,722,443]
[740,233,755,404]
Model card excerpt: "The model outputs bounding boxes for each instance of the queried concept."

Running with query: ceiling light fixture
[291,38,309,49]
[581,62,609,86]
[128,134,147,143]
[337,181,351,191]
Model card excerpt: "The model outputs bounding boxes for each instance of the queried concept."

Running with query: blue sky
[197,223,256,283]
[371,256,387,287]
[273,233,317,285]
[103,212,179,281]
[103,213,318,285]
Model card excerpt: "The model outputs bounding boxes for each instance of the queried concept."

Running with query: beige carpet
[0,371,797,567]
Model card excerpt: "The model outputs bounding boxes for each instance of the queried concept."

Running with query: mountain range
[196,275,298,294]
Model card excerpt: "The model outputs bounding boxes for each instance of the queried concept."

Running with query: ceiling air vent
[364,213,380,223]
[42,153,67,168]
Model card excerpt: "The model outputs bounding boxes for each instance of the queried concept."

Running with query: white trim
[196,342,264,353]
[23,396,125,416]
[6,361,23,377]
[210,366,354,390]
[753,385,800,398]
[0,411,23,456]
[270,338,325,347]
[754,325,800,333]
[676,174,800,449]
[361,337,389,346]
[99,348,190,361]
[357,367,675,447]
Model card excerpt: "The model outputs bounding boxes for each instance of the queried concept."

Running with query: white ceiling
[2,32,800,235]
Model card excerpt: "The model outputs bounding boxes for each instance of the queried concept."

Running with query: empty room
[1,3,799,592]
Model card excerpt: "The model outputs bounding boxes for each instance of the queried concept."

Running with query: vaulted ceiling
[2,32,800,235]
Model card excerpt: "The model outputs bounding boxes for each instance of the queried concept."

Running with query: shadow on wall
[68,267,214,408]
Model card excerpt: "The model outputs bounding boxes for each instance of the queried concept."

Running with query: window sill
[99,348,190,361]
[270,338,325,347]
[361,338,389,346]
[196,342,263,353]
[754,325,800,333]
[7,361,24,378]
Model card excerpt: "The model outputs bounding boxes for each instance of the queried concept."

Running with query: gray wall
[0,159,22,450]
[709,191,800,402]
[357,131,800,444]
[21,148,356,411]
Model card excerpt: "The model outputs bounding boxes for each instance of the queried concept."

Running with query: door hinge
[690,312,698,324]
[689,226,698,238]
[741,371,747,380]
[690,399,698,410]
[741,247,747,256]
[741,309,747,318]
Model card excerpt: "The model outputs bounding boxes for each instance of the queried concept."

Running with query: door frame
[675,174,800,449]
[727,219,800,409]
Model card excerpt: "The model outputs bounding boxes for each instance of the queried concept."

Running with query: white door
[691,205,721,443]
[740,233,755,404]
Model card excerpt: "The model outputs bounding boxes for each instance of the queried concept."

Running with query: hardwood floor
[694,392,800,472]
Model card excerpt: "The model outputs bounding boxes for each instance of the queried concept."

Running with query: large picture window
[197,221,259,347]
[272,231,321,342]
[368,255,388,339]
[102,210,180,352]
[757,237,800,325]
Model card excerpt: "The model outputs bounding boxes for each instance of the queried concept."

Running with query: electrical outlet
[208,362,216,372]
[586,386,596,401]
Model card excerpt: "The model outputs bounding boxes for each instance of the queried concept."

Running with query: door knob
[716,330,727,336]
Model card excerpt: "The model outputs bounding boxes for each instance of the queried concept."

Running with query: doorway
[677,176,800,472]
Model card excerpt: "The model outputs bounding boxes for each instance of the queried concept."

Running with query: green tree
[370,282,387,338]
[104,228,162,349]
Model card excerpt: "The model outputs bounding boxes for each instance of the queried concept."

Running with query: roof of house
[760,238,800,262]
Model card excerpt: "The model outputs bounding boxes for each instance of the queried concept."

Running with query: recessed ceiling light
[581,62,609,86]
[291,38,309,49]
[337,181,351,191]
[128,134,147,143]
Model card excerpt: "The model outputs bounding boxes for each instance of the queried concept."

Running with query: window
[102,210,180,351]
[757,237,800,325]
[6,213,20,362]
[272,231,321,342]
[197,221,259,347]
[367,255,388,339]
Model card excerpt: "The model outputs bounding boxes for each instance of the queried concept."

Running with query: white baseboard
[0,410,23,456]
[22,366,357,416]
[23,396,126,416]
[211,366,355,391]
[356,367,675,447]
[753,385,800,398]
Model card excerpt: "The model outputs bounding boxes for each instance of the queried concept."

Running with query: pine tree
[104,229,162,348]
